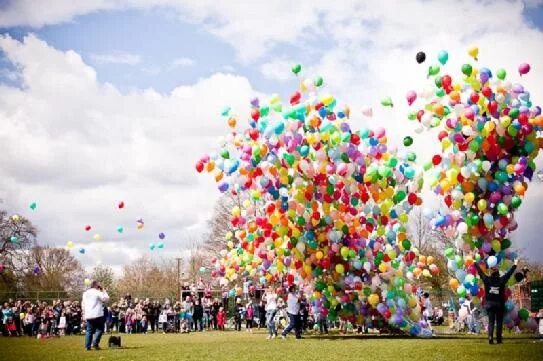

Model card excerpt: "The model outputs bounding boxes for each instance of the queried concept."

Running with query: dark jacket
[193,304,203,320]
[475,262,516,306]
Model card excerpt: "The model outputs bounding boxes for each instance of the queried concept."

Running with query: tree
[19,246,85,297]
[116,257,178,300]
[91,265,118,300]
[408,207,456,303]
[0,210,36,271]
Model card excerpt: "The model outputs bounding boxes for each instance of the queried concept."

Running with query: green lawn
[1,330,542,361]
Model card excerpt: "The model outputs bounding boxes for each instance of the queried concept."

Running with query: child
[125,308,134,334]
[217,307,226,331]
[57,311,66,336]
[245,301,254,332]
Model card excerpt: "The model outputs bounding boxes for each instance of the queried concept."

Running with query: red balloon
[432,154,442,165]
[407,193,418,205]
[290,91,301,105]
[251,109,260,121]
[438,131,449,141]
[249,128,259,140]
[195,161,204,173]
[441,75,452,88]
[84,225,92,231]
[481,86,492,98]
[118,201,125,209]
[470,93,479,104]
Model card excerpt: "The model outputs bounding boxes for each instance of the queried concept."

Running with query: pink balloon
[518,63,531,76]
[406,90,417,106]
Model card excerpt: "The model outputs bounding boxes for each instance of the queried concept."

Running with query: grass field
[1,330,542,361]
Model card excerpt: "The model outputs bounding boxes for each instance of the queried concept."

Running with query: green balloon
[434,76,443,88]
[518,308,529,321]
[291,63,301,75]
[497,203,509,215]
[496,68,506,80]
[428,64,440,77]
[436,89,446,98]
[461,64,473,77]
[502,238,511,249]
[314,76,324,87]
[402,239,411,250]
[407,152,417,162]
[509,108,519,119]
[403,136,413,147]
[511,196,522,208]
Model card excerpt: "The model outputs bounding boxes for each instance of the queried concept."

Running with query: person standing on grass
[281,285,302,340]
[264,287,278,339]
[474,256,518,344]
[82,280,109,351]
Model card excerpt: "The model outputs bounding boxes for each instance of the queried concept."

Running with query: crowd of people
[1,280,442,340]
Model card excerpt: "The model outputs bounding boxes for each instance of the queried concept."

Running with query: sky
[0,0,543,274]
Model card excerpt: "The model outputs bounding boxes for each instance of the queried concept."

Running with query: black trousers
[486,303,504,342]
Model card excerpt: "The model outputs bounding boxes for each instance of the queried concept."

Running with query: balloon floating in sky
[11,215,20,222]
[291,63,302,75]
[117,226,124,234]
[157,242,164,249]
[158,232,165,240]
[10,236,17,243]
[467,45,478,60]
[85,225,92,231]
[518,62,531,76]
[29,202,37,210]
[361,106,373,117]
[437,50,448,65]
[416,51,426,64]
[381,96,393,107]
[93,234,101,241]
[33,265,41,275]
[79,248,85,254]
[136,219,144,230]
[66,241,75,249]
[84,278,91,286]
[118,201,125,209]
[406,90,417,106]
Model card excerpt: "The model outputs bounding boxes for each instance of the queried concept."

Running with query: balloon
[381,96,393,107]
[467,46,478,61]
[496,68,506,80]
[85,225,91,231]
[117,226,124,234]
[292,64,302,75]
[518,63,531,76]
[79,248,85,254]
[361,106,373,117]
[118,201,125,209]
[314,76,324,87]
[84,278,92,286]
[66,241,75,249]
[437,50,448,65]
[487,256,498,268]
[29,202,37,210]
[93,234,101,241]
[199,266,207,273]
[416,51,426,64]
[461,64,473,77]
[406,90,417,106]
[403,136,413,147]
[428,65,440,77]
[149,243,156,250]
[10,236,17,243]
[159,232,166,240]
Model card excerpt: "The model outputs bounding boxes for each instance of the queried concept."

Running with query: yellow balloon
[467,45,479,60]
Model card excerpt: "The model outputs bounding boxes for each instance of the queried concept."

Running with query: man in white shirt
[82,280,109,350]
[281,285,302,340]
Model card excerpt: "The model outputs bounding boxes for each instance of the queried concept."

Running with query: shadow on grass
[304,334,538,341]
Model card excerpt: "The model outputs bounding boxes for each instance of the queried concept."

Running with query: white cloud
[0,34,260,271]
[169,56,195,69]
[90,51,141,65]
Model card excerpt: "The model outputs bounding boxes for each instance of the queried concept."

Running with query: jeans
[85,317,104,350]
[282,313,301,338]
[266,310,277,336]
[487,303,504,342]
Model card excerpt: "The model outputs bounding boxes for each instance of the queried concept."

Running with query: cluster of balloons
[411,47,541,331]
[197,73,440,335]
